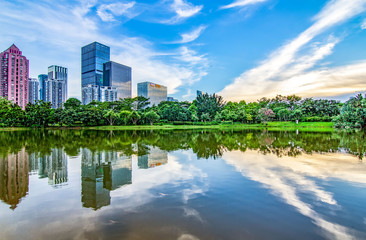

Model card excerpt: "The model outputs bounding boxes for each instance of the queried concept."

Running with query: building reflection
[81,149,132,210]
[0,149,29,210]
[138,147,168,169]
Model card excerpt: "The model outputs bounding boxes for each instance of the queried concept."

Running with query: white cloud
[162,0,203,24]
[219,0,366,102]
[96,1,136,22]
[178,25,207,43]
[221,0,268,9]
[0,0,208,99]
[361,19,366,29]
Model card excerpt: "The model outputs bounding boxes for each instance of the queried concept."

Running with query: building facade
[28,78,39,104]
[45,65,67,108]
[103,61,131,100]
[100,86,117,102]
[0,44,29,109]
[81,42,110,104]
[82,84,99,104]
[137,82,167,106]
[38,74,47,101]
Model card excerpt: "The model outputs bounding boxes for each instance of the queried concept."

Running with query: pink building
[0,44,29,109]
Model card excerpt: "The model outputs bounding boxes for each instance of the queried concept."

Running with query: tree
[119,110,131,125]
[290,109,303,123]
[103,110,119,126]
[145,111,160,125]
[64,98,81,109]
[333,94,366,129]
[25,101,52,127]
[195,93,225,121]
[128,111,141,125]
[257,108,275,123]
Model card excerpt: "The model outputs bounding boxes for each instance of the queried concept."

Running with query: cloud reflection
[223,150,366,240]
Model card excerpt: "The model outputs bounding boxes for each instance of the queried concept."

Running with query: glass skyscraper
[103,61,131,100]
[38,74,47,101]
[137,82,167,106]
[81,42,110,104]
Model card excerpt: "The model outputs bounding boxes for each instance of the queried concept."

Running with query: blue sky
[1,0,366,102]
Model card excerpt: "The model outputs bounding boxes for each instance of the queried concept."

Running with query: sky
[0,0,366,102]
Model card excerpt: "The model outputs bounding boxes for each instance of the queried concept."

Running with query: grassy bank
[0,122,335,132]
[87,122,334,132]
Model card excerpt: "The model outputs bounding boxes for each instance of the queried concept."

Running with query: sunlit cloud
[221,0,268,9]
[219,0,366,102]
[96,1,136,22]
[161,0,203,24]
[174,25,207,43]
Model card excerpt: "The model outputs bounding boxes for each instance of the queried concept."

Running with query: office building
[81,42,110,104]
[38,74,47,101]
[137,82,167,106]
[167,97,178,102]
[100,86,117,102]
[0,44,29,109]
[82,84,99,104]
[28,78,39,104]
[45,65,67,108]
[103,61,131,100]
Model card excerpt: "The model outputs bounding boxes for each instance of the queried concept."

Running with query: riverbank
[0,122,335,132]
[88,122,334,132]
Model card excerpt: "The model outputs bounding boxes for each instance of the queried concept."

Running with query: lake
[0,129,366,240]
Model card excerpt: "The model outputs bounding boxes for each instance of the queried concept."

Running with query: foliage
[333,94,366,129]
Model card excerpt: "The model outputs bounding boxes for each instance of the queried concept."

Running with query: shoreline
[0,122,335,132]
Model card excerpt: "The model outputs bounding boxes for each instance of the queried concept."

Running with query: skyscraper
[100,86,117,102]
[45,65,67,108]
[81,42,110,104]
[103,61,131,100]
[28,78,39,104]
[137,82,167,106]
[0,44,29,109]
[38,74,47,101]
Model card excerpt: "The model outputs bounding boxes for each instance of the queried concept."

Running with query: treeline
[0,129,365,159]
[0,93,365,128]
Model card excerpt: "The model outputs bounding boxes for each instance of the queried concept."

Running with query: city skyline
[1,0,366,102]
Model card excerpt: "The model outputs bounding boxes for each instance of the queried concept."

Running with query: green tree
[145,111,160,125]
[103,110,119,125]
[195,93,224,121]
[128,111,141,125]
[64,98,81,109]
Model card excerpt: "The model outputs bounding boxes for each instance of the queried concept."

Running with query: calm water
[0,129,366,240]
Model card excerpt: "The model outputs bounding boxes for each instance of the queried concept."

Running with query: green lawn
[87,122,335,132]
[0,122,335,132]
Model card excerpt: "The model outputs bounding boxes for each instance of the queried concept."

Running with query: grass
[0,122,335,132]
[87,122,335,132]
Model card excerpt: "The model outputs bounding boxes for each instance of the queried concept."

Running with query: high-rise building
[45,65,67,108]
[82,84,99,105]
[103,61,131,100]
[0,44,29,109]
[28,78,39,104]
[197,90,206,98]
[137,82,167,106]
[81,42,110,104]
[100,86,117,102]
[167,97,178,102]
[38,74,47,101]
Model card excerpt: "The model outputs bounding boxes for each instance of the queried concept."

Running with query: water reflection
[223,151,366,240]
[0,129,365,240]
[0,148,29,210]
[81,149,132,210]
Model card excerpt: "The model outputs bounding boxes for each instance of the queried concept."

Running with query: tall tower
[28,78,39,104]
[103,61,132,100]
[38,74,48,101]
[81,42,110,104]
[45,65,67,108]
[0,44,29,109]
